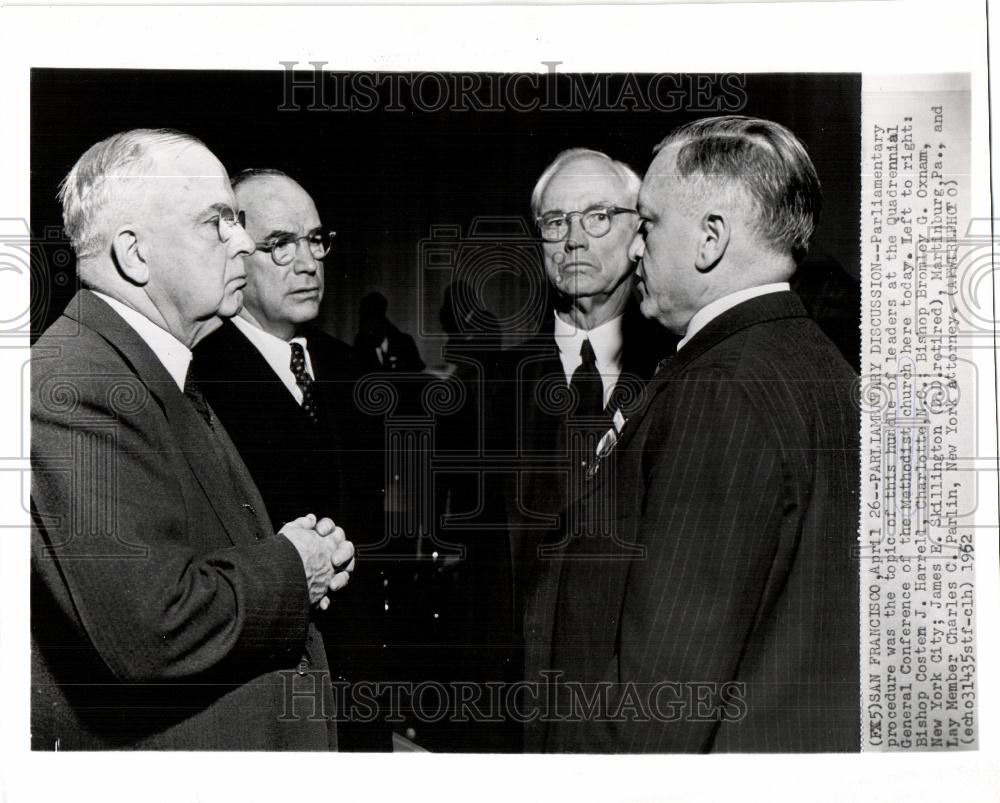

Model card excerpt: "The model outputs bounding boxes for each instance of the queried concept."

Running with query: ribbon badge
[586,408,628,478]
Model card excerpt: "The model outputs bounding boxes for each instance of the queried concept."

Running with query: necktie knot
[290,342,308,378]
[579,338,597,368]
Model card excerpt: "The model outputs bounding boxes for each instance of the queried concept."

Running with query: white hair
[57,128,205,259]
[530,148,641,217]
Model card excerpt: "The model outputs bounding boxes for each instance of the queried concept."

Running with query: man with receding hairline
[194,168,389,749]
[524,116,860,753]
[31,130,354,750]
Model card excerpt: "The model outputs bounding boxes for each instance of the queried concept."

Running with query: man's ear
[110,226,150,286]
[695,211,730,273]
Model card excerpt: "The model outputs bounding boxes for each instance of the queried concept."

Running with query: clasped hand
[280,513,356,609]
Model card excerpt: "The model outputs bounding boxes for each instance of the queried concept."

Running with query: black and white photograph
[28,68,864,754]
[0,3,996,803]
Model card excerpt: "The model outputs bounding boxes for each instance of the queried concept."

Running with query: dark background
[31,70,860,364]
[28,70,863,751]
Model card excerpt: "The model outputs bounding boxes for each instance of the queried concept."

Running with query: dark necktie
[183,366,214,429]
[185,365,265,526]
[290,341,320,425]
[570,338,606,419]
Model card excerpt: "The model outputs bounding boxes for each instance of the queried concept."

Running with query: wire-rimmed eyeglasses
[215,207,247,242]
[535,206,638,243]
[254,229,337,266]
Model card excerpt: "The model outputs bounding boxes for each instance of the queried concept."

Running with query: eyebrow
[541,202,618,215]
[261,228,296,240]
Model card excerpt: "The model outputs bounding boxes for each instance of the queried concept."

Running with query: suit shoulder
[682,314,854,382]
[306,327,352,360]
[32,315,131,389]
[304,327,354,376]
[500,335,561,382]
[735,315,857,383]
[192,321,256,379]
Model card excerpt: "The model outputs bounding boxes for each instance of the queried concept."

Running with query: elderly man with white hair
[31,128,355,750]
[502,148,676,666]
[524,116,860,753]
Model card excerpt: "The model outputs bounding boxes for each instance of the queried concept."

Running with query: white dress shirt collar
[91,291,192,392]
[232,316,314,405]
[553,311,624,406]
[678,283,791,351]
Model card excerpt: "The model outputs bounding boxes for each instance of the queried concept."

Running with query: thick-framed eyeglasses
[536,206,638,243]
[255,229,337,266]
[216,208,247,242]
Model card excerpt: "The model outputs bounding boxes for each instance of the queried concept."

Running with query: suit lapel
[164,391,272,545]
[68,292,271,546]
[218,321,336,432]
[612,291,810,456]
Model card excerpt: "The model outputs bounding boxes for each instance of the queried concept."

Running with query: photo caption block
[861,73,976,751]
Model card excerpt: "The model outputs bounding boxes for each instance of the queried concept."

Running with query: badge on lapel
[586,408,627,478]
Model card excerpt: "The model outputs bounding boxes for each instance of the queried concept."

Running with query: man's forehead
[639,146,682,209]
[138,142,232,211]
[541,159,630,208]
[236,176,319,224]
[647,145,681,183]
[153,141,228,181]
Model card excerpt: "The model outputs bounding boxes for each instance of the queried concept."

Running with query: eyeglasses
[215,207,247,242]
[254,229,337,266]
[536,206,638,243]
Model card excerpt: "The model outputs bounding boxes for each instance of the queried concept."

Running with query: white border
[0,3,995,802]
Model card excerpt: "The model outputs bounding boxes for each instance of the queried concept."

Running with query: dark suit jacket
[194,321,363,530]
[194,320,388,749]
[523,291,861,752]
[500,302,676,603]
[31,291,337,750]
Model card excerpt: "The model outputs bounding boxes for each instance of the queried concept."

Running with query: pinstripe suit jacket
[31,291,338,750]
[523,291,860,752]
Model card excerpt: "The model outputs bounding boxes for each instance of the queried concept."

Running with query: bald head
[235,173,320,237]
[234,172,327,340]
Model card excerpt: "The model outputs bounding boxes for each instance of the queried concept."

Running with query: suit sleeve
[589,368,789,751]
[31,367,311,684]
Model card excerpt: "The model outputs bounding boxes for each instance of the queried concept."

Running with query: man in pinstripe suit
[523,116,860,752]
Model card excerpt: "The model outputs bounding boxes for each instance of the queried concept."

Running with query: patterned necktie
[289,341,320,425]
[183,366,214,429]
[570,338,606,419]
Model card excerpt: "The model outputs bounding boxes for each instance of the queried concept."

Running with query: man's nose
[229,224,255,258]
[292,240,319,274]
[628,232,645,262]
[565,215,588,250]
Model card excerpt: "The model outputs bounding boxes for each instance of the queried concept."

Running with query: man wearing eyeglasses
[194,168,389,750]
[525,117,860,753]
[31,130,355,750]
[503,149,676,700]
